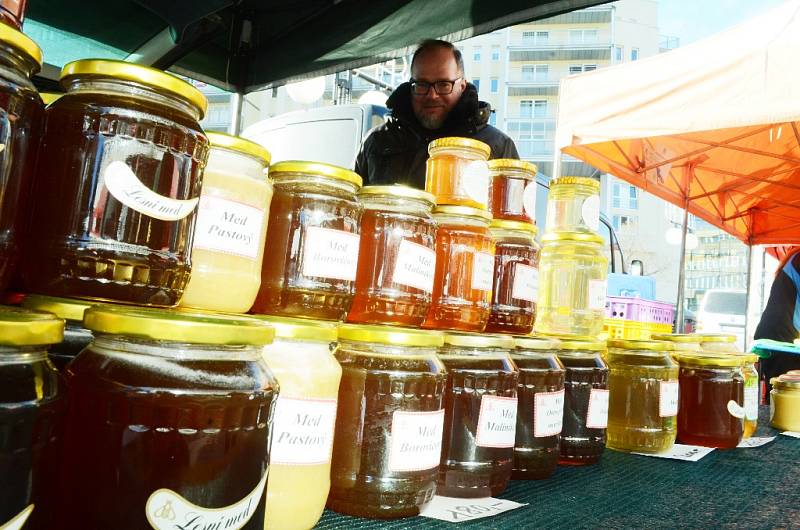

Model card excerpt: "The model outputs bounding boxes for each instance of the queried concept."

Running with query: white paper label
[301,227,360,281]
[522,182,537,219]
[146,471,267,530]
[462,160,490,207]
[633,443,715,462]
[471,252,495,292]
[781,431,800,439]
[511,264,539,303]
[392,239,436,293]
[727,400,746,419]
[193,196,265,259]
[1,505,33,530]
[476,395,518,448]
[388,409,445,472]
[586,388,609,429]
[270,397,337,465]
[103,160,199,221]
[419,496,527,523]
[744,385,759,421]
[659,381,679,417]
[581,194,600,231]
[737,436,776,448]
[588,279,607,310]
[534,389,564,437]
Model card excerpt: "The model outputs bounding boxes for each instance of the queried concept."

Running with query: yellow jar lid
[673,352,744,368]
[490,219,537,234]
[433,205,492,221]
[608,339,669,351]
[544,335,606,352]
[40,92,63,105]
[697,333,737,343]
[487,159,538,174]
[22,295,93,323]
[772,375,800,390]
[515,335,562,350]
[0,23,43,69]
[338,324,443,347]
[550,176,600,191]
[442,332,514,349]
[0,306,64,346]
[207,132,271,166]
[249,315,337,342]
[60,59,208,118]
[542,231,604,245]
[84,305,274,345]
[650,333,701,343]
[428,136,491,158]
[358,185,435,204]
[269,160,363,188]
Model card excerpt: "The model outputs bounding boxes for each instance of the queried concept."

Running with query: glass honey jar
[770,374,800,432]
[425,137,491,210]
[21,294,94,371]
[544,176,601,234]
[488,158,538,223]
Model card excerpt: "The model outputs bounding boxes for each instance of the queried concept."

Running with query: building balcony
[540,5,613,25]
[509,45,612,62]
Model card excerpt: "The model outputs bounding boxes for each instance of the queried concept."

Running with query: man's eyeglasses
[410,78,462,96]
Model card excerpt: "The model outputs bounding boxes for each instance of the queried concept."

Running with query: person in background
[754,247,800,387]
[354,39,518,188]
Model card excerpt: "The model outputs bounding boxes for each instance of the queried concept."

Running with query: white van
[697,289,747,349]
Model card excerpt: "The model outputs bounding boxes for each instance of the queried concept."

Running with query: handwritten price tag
[419,496,527,523]
[736,436,776,448]
[633,443,715,462]
[781,431,800,439]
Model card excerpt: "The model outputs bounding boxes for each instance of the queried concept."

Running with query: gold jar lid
[84,306,274,345]
[542,231,604,245]
[0,306,64,346]
[515,335,562,350]
[338,324,443,347]
[673,352,744,368]
[771,374,800,391]
[269,160,363,188]
[22,295,93,323]
[544,335,606,352]
[0,23,43,69]
[60,59,208,118]
[40,92,63,105]
[249,315,337,342]
[442,332,514,349]
[358,185,435,204]
[550,176,600,191]
[207,132,271,166]
[698,333,737,343]
[490,219,537,233]
[487,158,538,174]
[651,333,700,343]
[608,339,669,351]
[432,205,492,221]
[428,136,491,158]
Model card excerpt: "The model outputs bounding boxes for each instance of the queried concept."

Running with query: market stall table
[317,407,799,529]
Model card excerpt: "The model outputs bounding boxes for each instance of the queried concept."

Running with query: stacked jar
[251,161,362,321]
[425,137,491,210]
[536,177,608,338]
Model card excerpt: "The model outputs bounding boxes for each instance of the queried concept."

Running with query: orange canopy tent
[554,0,800,331]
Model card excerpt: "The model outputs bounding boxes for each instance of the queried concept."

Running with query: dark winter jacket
[755,251,800,343]
[354,82,519,188]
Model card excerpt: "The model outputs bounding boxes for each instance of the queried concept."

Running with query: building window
[615,45,623,61]
[569,29,598,44]
[490,78,499,93]
[631,47,639,61]
[612,180,639,210]
[473,46,481,61]
[612,215,638,232]
[472,78,480,92]
[520,99,547,118]
[489,112,497,126]
[569,64,598,75]
[629,186,639,209]
[522,64,549,82]
[522,30,549,44]
[491,45,500,61]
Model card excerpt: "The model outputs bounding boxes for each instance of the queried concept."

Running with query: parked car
[697,289,746,349]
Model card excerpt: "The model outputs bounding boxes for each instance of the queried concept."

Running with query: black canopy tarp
[28,0,610,93]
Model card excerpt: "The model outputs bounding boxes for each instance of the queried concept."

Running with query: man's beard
[415,110,447,130]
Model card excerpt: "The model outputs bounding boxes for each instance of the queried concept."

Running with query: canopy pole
[744,243,755,351]
[552,149,562,180]
[675,202,689,333]
[229,92,244,136]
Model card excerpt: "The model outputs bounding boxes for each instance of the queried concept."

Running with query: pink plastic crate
[605,296,676,325]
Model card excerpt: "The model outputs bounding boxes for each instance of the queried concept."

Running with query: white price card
[659,380,679,417]
[736,436,776,448]
[781,431,800,439]
[471,252,495,292]
[419,496,527,523]
[301,227,360,281]
[586,388,609,429]
[633,443,715,462]
[588,279,607,310]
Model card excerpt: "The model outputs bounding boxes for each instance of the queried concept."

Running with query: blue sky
[658,0,786,45]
